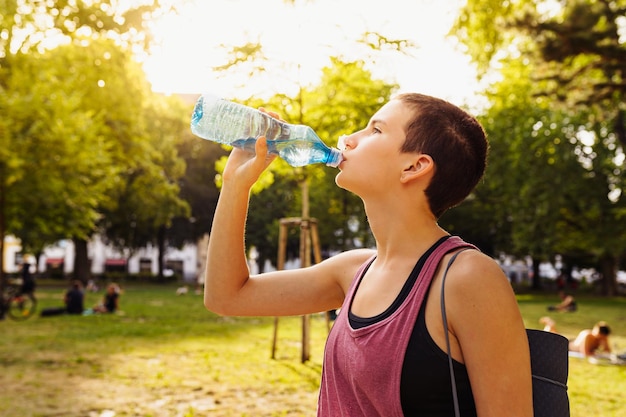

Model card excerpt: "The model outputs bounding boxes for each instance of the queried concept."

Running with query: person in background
[18,261,36,296]
[547,290,577,312]
[203,93,533,416]
[93,282,120,313]
[64,280,85,315]
[40,280,84,317]
[541,317,612,358]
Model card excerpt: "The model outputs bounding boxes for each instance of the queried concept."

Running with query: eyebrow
[369,118,387,126]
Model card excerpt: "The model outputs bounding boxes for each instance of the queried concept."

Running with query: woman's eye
[373,128,382,134]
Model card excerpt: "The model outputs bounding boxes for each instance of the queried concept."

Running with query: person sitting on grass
[541,317,611,357]
[40,280,85,317]
[93,282,121,313]
[547,290,577,312]
[64,280,85,315]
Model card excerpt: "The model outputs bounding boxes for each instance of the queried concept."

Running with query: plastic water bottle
[190,94,343,168]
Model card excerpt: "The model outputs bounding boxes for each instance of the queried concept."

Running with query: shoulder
[446,249,505,284]
[442,249,527,346]
[443,249,517,320]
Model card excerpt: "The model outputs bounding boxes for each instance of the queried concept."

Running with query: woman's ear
[400,154,434,184]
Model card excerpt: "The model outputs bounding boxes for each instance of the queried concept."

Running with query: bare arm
[445,251,533,417]
[583,333,611,356]
[583,335,597,356]
[203,137,272,315]
[599,338,612,354]
[204,136,372,316]
[556,295,574,311]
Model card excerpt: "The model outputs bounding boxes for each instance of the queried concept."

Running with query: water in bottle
[190,94,343,168]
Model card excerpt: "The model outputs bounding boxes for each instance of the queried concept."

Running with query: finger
[255,136,277,166]
[259,107,284,122]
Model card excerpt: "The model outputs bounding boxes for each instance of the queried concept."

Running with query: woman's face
[335,99,414,195]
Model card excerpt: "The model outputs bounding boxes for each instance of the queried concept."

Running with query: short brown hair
[396,93,488,218]
[595,321,611,336]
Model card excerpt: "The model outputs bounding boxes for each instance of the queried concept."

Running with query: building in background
[2,234,202,282]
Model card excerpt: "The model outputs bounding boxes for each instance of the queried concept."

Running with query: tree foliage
[0,0,175,60]
[453,0,626,294]
[0,1,189,287]
[168,119,228,250]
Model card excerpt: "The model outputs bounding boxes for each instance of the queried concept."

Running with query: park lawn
[1,284,326,417]
[0,284,624,417]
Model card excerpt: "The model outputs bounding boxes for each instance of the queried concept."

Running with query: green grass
[1,284,326,417]
[1,285,625,416]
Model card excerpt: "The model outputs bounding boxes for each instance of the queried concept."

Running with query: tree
[99,91,190,279]
[453,0,626,295]
[0,0,178,303]
[4,37,191,283]
[476,59,597,288]
[2,45,120,268]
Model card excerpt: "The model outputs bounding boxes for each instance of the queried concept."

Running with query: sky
[142,0,483,107]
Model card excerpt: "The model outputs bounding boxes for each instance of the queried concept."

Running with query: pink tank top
[317,236,473,416]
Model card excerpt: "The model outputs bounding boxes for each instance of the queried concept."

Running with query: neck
[363,197,449,263]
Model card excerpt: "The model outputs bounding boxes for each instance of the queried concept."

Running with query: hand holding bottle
[191,95,342,167]
[222,136,276,190]
[221,108,284,189]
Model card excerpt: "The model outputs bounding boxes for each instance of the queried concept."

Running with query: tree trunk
[599,254,618,296]
[531,257,542,290]
[157,225,166,280]
[73,237,90,283]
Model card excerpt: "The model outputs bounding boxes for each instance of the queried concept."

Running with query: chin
[335,172,362,195]
[335,171,347,190]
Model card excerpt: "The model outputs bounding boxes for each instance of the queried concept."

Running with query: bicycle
[1,281,37,321]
